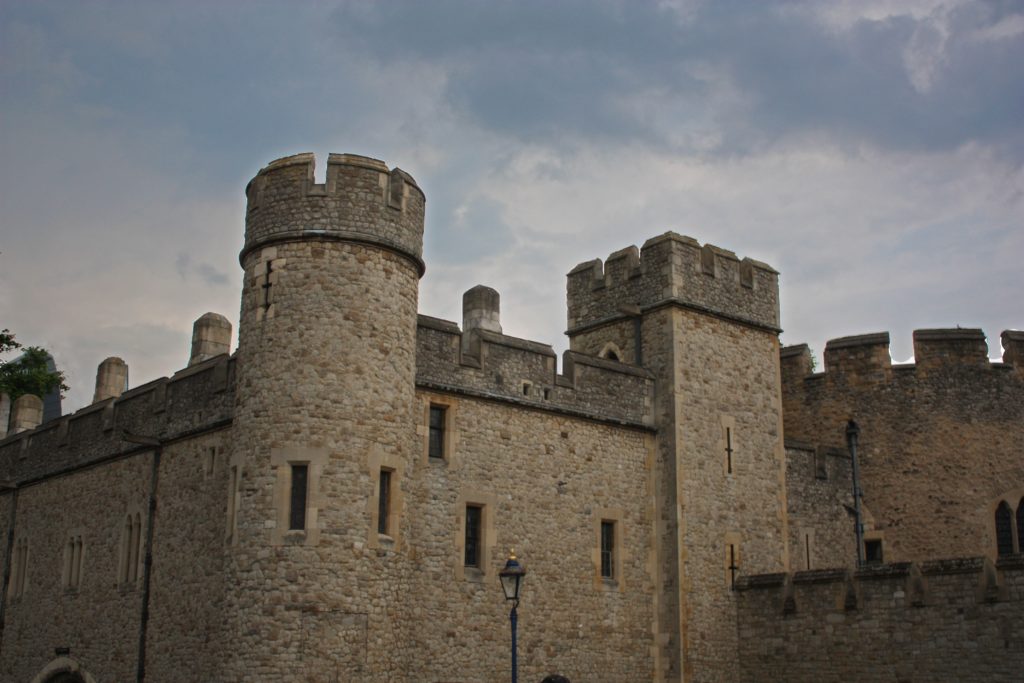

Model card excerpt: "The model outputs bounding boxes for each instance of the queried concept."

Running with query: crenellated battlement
[735,556,1024,681]
[781,328,1024,389]
[566,232,779,334]
[737,555,1024,608]
[0,354,235,484]
[242,152,425,274]
[416,313,653,428]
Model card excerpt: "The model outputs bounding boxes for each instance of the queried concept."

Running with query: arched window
[995,501,1014,556]
[598,342,624,363]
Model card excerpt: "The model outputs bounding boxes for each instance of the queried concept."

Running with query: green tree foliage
[0,329,68,401]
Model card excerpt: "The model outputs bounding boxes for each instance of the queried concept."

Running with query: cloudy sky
[1,0,1021,413]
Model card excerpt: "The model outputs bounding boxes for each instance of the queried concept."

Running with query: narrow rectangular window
[13,539,28,597]
[227,466,238,543]
[465,505,482,567]
[429,405,446,459]
[129,515,141,582]
[289,464,309,531]
[865,539,883,564]
[600,521,615,579]
[377,469,392,535]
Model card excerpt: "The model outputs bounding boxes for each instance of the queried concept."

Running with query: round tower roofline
[241,152,426,276]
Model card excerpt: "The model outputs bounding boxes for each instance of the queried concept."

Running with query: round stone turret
[242,152,425,275]
[226,153,424,679]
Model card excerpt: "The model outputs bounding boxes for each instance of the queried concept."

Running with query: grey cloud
[327,0,1024,159]
[174,252,230,286]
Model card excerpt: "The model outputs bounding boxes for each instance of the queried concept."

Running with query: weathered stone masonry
[0,151,1021,682]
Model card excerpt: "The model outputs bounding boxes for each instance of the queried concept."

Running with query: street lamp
[499,550,527,683]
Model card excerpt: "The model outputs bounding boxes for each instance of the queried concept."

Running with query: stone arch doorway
[29,657,97,683]
[46,674,86,683]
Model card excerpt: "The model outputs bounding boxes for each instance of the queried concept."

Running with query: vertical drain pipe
[123,432,163,683]
[846,420,864,567]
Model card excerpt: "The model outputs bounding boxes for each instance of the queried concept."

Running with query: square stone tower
[566,233,789,682]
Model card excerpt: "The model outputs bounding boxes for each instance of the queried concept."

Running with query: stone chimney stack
[10,394,43,434]
[462,285,502,335]
[93,357,128,403]
[189,312,232,366]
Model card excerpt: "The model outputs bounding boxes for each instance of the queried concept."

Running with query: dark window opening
[377,470,392,535]
[805,534,812,570]
[600,521,615,579]
[996,502,1014,556]
[289,464,309,531]
[725,426,734,474]
[1017,498,1024,554]
[864,539,884,564]
[429,405,446,459]
[261,260,274,312]
[606,351,620,362]
[465,505,482,567]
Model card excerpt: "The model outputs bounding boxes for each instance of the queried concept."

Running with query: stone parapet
[566,232,779,334]
[736,557,1024,682]
[243,153,425,274]
[416,315,653,427]
[0,355,234,484]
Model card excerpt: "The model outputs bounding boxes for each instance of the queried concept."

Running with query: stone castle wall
[736,556,1024,682]
[2,151,1020,681]
[781,329,1024,563]
[0,357,234,681]
[784,443,856,571]
[404,391,657,682]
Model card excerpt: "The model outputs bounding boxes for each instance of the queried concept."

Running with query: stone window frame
[117,508,143,588]
[29,657,98,683]
[598,341,623,362]
[61,528,86,593]
[366,447,406,550]
[455,490,497,582]
[271,447,327,546]
[719,415,737,476]
[989,489,1024,558]
[592,506,625,591]
[9,536,29,600]
[799,526,816,571]
[421,394,458,466]
[724,531,742,589]
[203,445,219,479]
[251,247,285,322]
[863,535,885,564]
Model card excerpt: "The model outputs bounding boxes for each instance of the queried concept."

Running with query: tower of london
[0,153,1021,682]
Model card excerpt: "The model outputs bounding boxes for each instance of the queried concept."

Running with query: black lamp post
[499,550,527,683]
